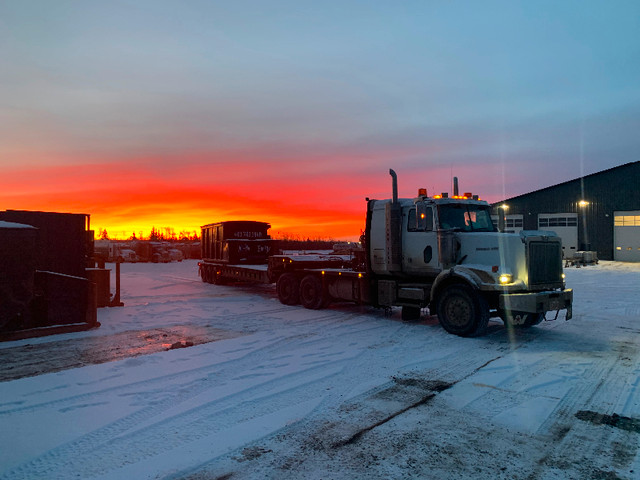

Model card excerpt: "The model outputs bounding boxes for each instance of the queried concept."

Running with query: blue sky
[1,0,639,237]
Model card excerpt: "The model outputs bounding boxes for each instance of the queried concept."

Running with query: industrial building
[491,161,640,262]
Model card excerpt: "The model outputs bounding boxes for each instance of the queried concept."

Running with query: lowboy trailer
[199,171,573,337]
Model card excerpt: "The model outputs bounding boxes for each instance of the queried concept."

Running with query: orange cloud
[1,145,505,240]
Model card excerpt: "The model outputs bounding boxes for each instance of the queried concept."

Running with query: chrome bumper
[499,289,573,320]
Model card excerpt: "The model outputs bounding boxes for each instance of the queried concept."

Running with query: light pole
[498,204,508,232]
[579,200,589,251]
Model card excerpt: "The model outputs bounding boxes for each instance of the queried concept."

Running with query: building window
[539,217,575,227]
[505,219,523,228]
[614,215,640,226]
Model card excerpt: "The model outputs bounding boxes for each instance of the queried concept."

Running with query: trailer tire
[437,285,489,337]
[277,273,300,305]
[300,275,328,310]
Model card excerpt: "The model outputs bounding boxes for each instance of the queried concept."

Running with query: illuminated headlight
[499,274,512,284]
[562,273,566,280]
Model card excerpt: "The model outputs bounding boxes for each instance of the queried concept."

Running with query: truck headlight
[499,274,512,284]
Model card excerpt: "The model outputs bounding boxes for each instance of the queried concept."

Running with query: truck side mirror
[416,203,433,231]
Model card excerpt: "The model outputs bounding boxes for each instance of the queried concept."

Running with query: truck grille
[528,241,563,287]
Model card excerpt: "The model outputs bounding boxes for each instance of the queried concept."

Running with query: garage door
[614,211,640,262]
[538,213,578,258]
[491,214,523,234]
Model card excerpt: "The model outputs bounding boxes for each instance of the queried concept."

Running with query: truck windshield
[438,204,496,232]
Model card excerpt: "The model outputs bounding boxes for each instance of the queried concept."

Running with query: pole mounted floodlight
[578,200,590,250]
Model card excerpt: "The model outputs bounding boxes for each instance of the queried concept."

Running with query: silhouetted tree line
[96,227,200,242]
[272,233,337,251]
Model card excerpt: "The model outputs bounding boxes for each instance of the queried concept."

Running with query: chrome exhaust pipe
[389,169,398,204]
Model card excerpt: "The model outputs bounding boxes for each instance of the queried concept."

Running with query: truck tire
[401,306,422,321]
[299,275,328,310]
[437,285,489,337]
[277,273,300,305]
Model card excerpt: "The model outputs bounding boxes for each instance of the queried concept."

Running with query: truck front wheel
[437,285,489,337]
[300,275,329,310]
[277,273,300,305]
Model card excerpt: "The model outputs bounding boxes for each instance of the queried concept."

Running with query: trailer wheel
[277,273,300,305]
[437,285,489,337]
[299,275,328,310]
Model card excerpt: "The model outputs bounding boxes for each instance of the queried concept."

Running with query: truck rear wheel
[437,285,489,337]
[277,273,300,305]
[300,275,329,310]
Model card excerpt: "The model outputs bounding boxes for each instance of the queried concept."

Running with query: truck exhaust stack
[389,169,398,204]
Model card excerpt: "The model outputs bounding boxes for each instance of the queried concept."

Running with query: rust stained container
[86,268,111,307]
[201,221,276,265]
[0,210,90,278]
[0,221,38,331]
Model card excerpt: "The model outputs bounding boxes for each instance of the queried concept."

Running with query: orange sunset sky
[2,2,638,240]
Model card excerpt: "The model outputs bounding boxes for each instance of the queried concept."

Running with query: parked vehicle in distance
[168,249,184,262]
[118,249,138,263]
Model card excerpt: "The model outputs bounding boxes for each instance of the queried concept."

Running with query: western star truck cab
[365,170,572,336]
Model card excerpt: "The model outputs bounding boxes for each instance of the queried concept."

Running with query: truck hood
[456,231,526,279]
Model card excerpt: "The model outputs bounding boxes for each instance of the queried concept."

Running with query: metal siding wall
[493,162,640,260]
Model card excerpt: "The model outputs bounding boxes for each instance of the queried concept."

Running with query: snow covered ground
[1,259,639,479]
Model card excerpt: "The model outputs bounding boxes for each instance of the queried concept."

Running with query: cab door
[402,203,440,275]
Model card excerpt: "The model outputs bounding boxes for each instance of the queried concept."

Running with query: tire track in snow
[527,332,640,478]
[0,311,412,479]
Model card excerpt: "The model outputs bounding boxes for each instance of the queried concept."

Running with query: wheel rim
[278,274,299,304]
[301,283,316,302]
[300,276,323,309]
[444,295,473,328]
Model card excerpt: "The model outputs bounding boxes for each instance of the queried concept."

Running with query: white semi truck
[199,170,572,337]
